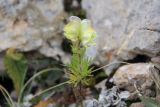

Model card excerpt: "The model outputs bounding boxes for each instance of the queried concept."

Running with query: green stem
[18,68,63,105]
[72,41,85,106]
[79,83,84,107]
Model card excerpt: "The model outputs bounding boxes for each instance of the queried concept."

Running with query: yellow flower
[64,16,96,46]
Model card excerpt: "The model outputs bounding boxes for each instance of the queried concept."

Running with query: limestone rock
[82,0,160,62]
[0,0,64,58]
[98,87,127,107]
[156,95,160,104]
[129,103,145,107]
[113,63,155,100]
[0,53,5,75]
[85,86,127,107]
[85,99,99,107]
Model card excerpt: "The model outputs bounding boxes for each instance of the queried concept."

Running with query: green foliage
[64,16,97,87]
[4,48,28,95]
[68,46,93,86]
[2,49,68,106]
[140,96,160,107]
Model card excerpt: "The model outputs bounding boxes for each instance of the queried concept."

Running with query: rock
[85,86,127,107]
[130,103,145,107]
[119,91,130,100]
[113,63,155,100]
[95,79,109,90]
[98,86,127,107]
[82,0,160,62]
[0,53,5,75]
[156,95,160,104]
[85,99,99,107]
[0,0,65,59]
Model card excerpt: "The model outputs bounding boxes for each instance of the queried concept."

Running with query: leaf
[4,48,28,95]
[140,96,159,107]
[41,68,64,86]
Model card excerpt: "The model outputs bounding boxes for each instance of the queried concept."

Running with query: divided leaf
[4,48,28,95]
[68,46,93,86]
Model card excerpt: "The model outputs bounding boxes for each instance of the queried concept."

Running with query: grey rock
[82,0,160,62]
[119,91,130,100]
[129,103,145,107]
[85,87,127,107]
[0,0,64,58]
[0,53,5,75]
[85,99,99,107]
[98,87,126,107]
[113,63,155,100]
[156,95,160,103]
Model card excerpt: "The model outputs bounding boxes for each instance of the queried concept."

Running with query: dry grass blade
[149,64,160,91]
[91,61,130,73]
[18,68,64,105]
[31,81,69,100]
[0,85,14,107]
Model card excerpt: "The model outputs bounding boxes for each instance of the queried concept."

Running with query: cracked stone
[113,63,155,100]
[0,0,65,59]
[82,0,160,63]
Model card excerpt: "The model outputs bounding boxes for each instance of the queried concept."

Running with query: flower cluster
[63,16,97,87]
[64,16,96,46]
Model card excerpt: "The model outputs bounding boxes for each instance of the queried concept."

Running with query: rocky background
[0,0,160,107]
